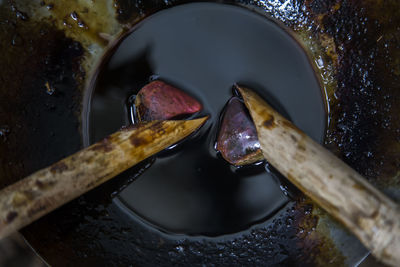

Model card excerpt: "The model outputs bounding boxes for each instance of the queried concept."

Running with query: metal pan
[0,0,399,266]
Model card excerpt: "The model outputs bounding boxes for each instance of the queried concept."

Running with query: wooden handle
[0,118,208,239]
[238,86,400,267]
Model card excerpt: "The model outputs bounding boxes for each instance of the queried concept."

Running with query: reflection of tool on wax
[0,117,208,239]
[237,84,400,267]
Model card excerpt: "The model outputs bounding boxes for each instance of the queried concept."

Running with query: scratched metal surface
[0,0,399,266]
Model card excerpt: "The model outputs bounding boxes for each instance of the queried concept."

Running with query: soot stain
[290,134,298,143]
[91,137,114,153]
[148,121,165,133]
[27,204,47,218]
[35,180,45,188]
[6,211,18,223]
[297,143,306,152]
[0,3,84,189]
[321,0,400,189]
[35,179,57,190]
[50,162,69,174]
[263,115,275,129]
[129,135,149,147]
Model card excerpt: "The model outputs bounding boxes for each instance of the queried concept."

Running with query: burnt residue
[0,126,11,141]
[113,0,256,24]
[49,162,69,174]
[9,1,29,21]
[33,0,120,47]
[319,0,400,190]
[90,137,114,153]
[6,211,18,223]
[263,115,275,129]
[35,179,57,190]
[22,189,344,266]
[0,2,84,189]
[297,142,307,152]
[309,0,337,15]
[114,0,144,23]
[290,134,298,143]
[26,203,47,218]
[129,135,149,147]
[114,0,168,23]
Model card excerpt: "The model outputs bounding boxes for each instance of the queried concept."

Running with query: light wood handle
[238,86,400,267]
[0,118,208,239]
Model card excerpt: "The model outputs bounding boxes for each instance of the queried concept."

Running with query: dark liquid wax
[85,3,326,236]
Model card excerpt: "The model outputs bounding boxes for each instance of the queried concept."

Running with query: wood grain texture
[238,85,400,267]
[0,118,208,239]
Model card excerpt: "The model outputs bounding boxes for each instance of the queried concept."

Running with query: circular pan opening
[85,2,327,236]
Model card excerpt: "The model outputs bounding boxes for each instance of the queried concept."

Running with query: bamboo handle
[238,86,400,267]
[0,118,208,239]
